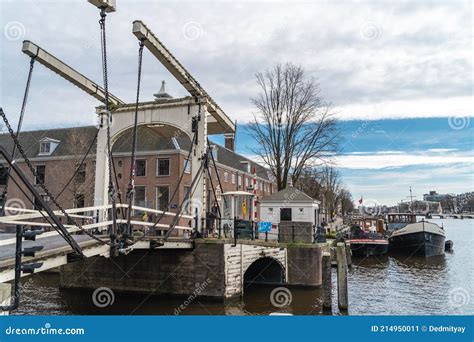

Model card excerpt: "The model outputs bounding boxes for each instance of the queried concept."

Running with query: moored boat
[387,213,446,257]
[346,217,389,257]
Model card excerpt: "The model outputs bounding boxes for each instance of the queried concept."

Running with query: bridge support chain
[191,100,208,235]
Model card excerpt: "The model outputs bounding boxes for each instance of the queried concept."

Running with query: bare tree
[248,63,340,190]
[297,165,353,219]
[339,188,355,216]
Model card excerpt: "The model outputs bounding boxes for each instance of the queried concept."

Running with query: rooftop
[260,186,319,203]
[0,125,273,181]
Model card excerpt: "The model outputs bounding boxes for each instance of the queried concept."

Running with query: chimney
[224,133,235,151]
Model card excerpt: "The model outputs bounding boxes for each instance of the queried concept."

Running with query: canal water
[11,218,473,315]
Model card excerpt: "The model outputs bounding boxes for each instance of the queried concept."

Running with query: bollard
[0,283,12,315]
[345,243,352,268]
[322,252,332,311]
[336,242,348,311]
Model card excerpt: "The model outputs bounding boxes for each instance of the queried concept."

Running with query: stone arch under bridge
[223,244,288,297]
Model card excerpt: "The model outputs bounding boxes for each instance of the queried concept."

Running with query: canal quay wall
[59,240,324,299]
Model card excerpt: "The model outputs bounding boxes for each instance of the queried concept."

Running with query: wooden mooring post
[322,252,332,311]
[345,242,352,267]
[0,283,12,315]
[336,242,348,311]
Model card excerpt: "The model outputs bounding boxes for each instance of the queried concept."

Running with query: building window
[74,193,85,208]
[184,159,191,174]
[215,168,219,180]
[136,159,147,177]
[157,186,169,211]
[238,175,242,187]
[39,142,51,155]
[224,171,229,183]
[231,173,236,184]
[134,186,146,207]
[245,177,249,188]
[75,163,86,184]
[157,159,170,176]
[35,165,46,185]
[0,167,8,186]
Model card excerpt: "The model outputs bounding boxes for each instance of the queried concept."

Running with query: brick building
[0,125,275,219]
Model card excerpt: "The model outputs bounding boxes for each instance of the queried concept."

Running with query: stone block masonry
[278,221,314,243]
[60,240,323,300]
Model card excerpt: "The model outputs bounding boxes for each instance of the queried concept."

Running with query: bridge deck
[0,234,193,283]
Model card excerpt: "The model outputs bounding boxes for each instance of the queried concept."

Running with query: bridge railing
[0,203,195,245]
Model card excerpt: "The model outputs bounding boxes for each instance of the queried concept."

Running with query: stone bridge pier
[60,240,323,300]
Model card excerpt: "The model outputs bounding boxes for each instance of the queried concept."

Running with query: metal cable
[56,130,98,199]
[0,110,111,246]
[99,8,118,238]
[147,131,197,232]
[125,40,145,231]
[0,57,36,213]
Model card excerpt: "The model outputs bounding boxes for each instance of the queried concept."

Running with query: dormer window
[38,138,60,156]
[40,142,51,154]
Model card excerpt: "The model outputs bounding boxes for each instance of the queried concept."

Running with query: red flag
[358,196,363,204]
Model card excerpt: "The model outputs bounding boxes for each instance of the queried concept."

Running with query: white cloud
[335,151,474,169]
[0,1,471,127]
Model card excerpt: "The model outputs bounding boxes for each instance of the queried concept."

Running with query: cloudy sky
[0,0,472,205]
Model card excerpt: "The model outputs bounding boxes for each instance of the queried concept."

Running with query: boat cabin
[386,213,417,230]
[349,216,386,239]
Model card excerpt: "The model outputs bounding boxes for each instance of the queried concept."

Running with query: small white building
[259,186,321,228]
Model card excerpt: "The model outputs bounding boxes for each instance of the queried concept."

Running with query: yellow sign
[242,201,247,217]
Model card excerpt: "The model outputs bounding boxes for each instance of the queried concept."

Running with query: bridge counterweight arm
[22,40,124,107]
[132,20,235,134]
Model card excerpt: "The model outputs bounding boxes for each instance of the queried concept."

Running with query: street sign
[258,221,272,233]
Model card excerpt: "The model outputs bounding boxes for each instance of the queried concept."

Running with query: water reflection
[11,219,474,316]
